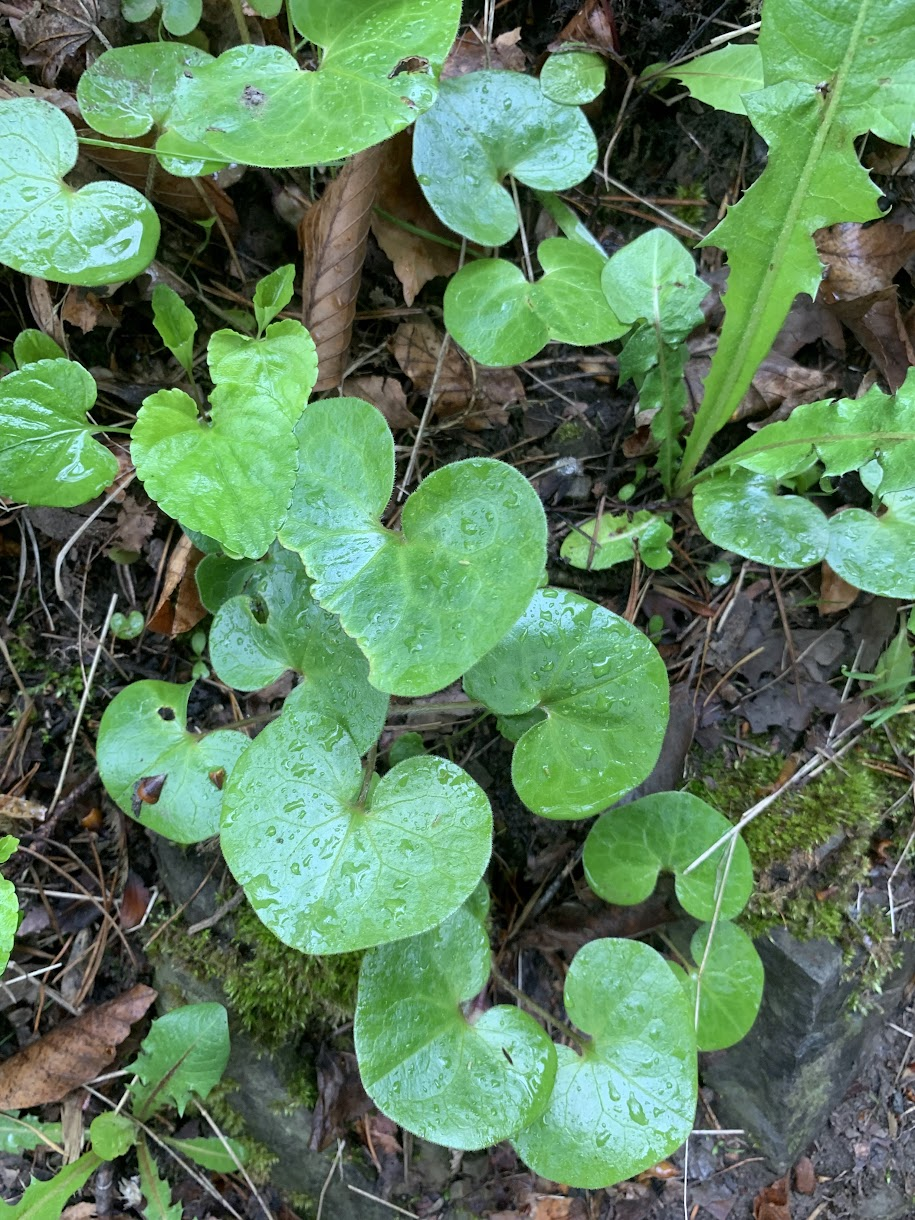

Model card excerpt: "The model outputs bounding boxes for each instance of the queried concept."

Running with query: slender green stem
[532,190,608,258]
[491,968,588,1051]
[390,700,485,716]
[77,136,207,165]
[356,742,378,808]
[228,0,251,43]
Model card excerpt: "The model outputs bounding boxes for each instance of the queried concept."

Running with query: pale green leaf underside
[208,545,388,752]
[0,359,117,508]
[601,228,708,340]
[414,71,597,246]
[0,98,159,285]
[583,791,753,921]
[279,398,547,696]
[445,238,627,367]
[513,939,697,1189]
[561,510,673,571]
[128,1003,230,1119]
[661,43,763,115]
[152,284,196,374]
[0,1112,62,1156]
[356,904,556,1148]
[220,702,492,954]
[540,50,606,105]
[674,921,764,1051]
[464,588,669,819]
[97,680,248,844]
[163,1135,246,1173]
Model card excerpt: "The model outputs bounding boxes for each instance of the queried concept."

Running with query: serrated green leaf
[679,0,915,486]
[660,43,763,115]
[355,903,556,1149]
[0,98,159,285]
[12,331,66,368]
[414,71,597,246]
[672,921,764,1051]
[220,701,492,954]
[826,491,915,599]
[583,791,753,921]
[1,1153,102,1219]
[0,360,118,508]
[693,468,829,568]
[163,1,462,168]
[444,238,626,367]
[97,680,248,843]
[136,1138,181,1220]
[163,1134,246,1172]
[0,1113,61,1156]
[513,939,697,1189]
[540,49,607,105]
[464,589,668,819]
[279,398,547,696]
[89,1111,136,1159]
[128,1003,230,1120]
[253,264,295,335]
[561,511,673,571]
[208,545,388,751]
[152,286,196,377]
[206,320,317,424]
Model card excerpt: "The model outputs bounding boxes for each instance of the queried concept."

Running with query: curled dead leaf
[818,561,859,616]
[753,1175,791,1220]
[443,27,526,78]
[147,533,206,637]
[9,0,100,85]
[550,0,619,53]
[341,375,419,429]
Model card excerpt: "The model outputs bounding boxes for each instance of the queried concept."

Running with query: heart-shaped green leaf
[512,939,697,1188]
[826,492,915,599]
[163,0,462,169]
[413,71,597,246]
[0,98,159,285]
[0,359,118,508]
[444,238,626,366]
[208,545,388,752]
[253,264,295,335]
[127,1002,230,1120]
[540,50,607,105]
[97,680,248,843]
[601,228,708,341]
[207,320,317,423]
[355,902,556,1149]
[195,553,258,614]
[13,330,66,367]
[464,589,668,819]
[583,791,753,921]
[671,921,764,1052]
[220,701,492,954]
[693,468,829,568]
[122,0,202,35]
[279,398,547,696]
[89,1112,136,1160]
[560,510,673,571]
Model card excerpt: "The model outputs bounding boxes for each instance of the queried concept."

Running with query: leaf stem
[491,967,588,1051]
[356,742,378,808]
[532,190,609,258]
[228,0,251,43]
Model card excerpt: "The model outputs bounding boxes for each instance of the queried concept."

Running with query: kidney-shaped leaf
[208,545,388,751]
[0,98,159,285]
[583,791,753,921]
[464,589,668,819]
[826,491,915,599]
[77,42,213,141]
[220,701,492,954]
[127,1002,230,1120]
[413,71,597,246]
[164,0,461,169]
[444,238,627,367]
[279,398,547,696]
[512,938,697,1189]
[0,359,118,508]
[560,510,673,571]
[540,50,607,105]
[672,920,764,1052]
[97,680,248,843]
[355,903,556,1149]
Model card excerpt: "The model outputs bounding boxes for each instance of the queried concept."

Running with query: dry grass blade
[299,146,383,391]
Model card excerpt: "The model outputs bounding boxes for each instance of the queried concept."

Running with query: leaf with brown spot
[0,984,156,1108]
[147,534,206,637]
[10,0,101,85]
[341,375,419,429]
[299,147,382,391]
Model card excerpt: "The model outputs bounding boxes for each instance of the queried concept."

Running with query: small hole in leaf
[251,597,269,625]
[157,707,176,721]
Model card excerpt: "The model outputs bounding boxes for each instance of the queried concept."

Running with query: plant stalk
[491,967,588,1051]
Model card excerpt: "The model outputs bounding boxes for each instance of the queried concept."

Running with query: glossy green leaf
[560,511,673,571]
[163,0,462,168]
[602,229,707,340]
[355,903,556,1148]
[206,320,317,424]
[679,0,915,486]
[0,837,19,978]
[12,331,66,368]
[659,43,763,115]
[97,680,248,844]
[128,1003,230,1120]
[1,1151,102,1219]
[248,0,283,13]
[673,921,764,1051]
[0,1114,62,1156]
[89,1112,136,1160]
[152,285,196,377]
[253,264,295,335]
[387,731,425,766]
[444,238,626,367]
[122,0,156,18]
[413,71,597,246]
[208,545,388,752]
[121,0,200,34]
[464,589,669,819]
[693,468,829,568]
[0,360,118,508]
[220,701,492,954]
[513,939,697,1188]
[583,791,753,921]
[540,50,607,105]
[826,491,915,599]
[0,98,159,285]
[279,398,547,697]
[195,553,257,614]
[137,1138,181,1220]
[163,1135,246,1172]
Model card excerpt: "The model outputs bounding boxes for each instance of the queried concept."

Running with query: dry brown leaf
[9,0,100,85]
[793,1156,816,1195]
[0,984,156,1109]
[636,1160,681,1181]
[341,375,419,429]
[753,1176,791,1220]
[443,27,526,78]
[61,287,120,334]
[371,129,462,305]
[550,0,618,52]
[0,794,46,824]
[817,220,915,299]
[113,496,157,555]
[818,562,859,615]
[119,872,151,931]
[390,317,524,428]
[60,1204,98,1220]
[734,352,840,422]
[147,534,206,637]
[300,146,382,391]
[827,288,915,390]
[25,277,67,350]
